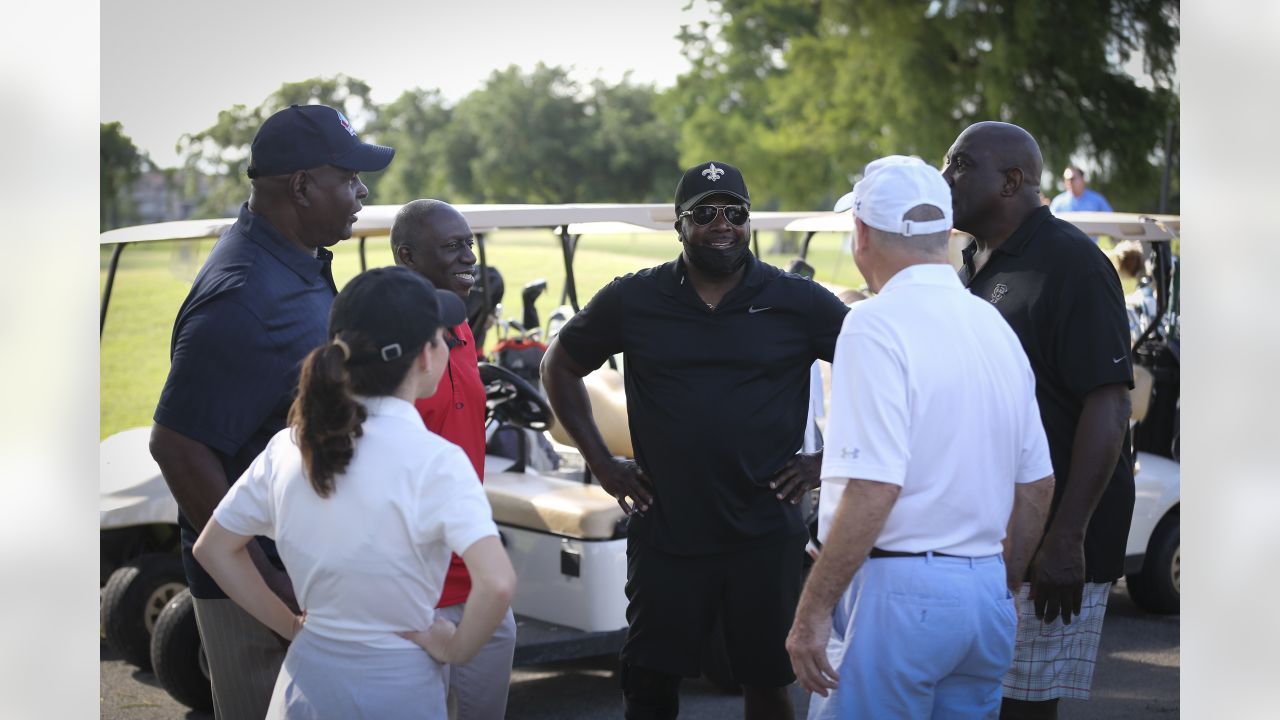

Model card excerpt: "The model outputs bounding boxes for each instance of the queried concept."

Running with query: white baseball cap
[833,155,952,237]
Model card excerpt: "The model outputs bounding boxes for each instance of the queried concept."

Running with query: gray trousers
[435,604,518,720]
[192,596,287,720]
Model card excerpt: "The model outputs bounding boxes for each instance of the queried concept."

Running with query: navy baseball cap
[674,160,750,212]
[329,267,466,364]
[247,104,395,179]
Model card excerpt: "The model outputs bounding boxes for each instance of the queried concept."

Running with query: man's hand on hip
[769,451,822,504]
[593,457,654,516]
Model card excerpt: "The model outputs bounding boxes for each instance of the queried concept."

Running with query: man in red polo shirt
[392,199,515,719]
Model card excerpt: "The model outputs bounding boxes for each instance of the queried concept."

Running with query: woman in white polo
[194,266,515,719]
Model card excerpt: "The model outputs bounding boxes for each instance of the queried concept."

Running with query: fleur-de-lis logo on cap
[702,163,725,181]
[336,111,357,137]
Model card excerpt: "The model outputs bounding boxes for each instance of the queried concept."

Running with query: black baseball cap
[674,160,750,212]
[329,267,466,363]
[247,104,395,179]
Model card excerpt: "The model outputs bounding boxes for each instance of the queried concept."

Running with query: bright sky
[101,0,717,168]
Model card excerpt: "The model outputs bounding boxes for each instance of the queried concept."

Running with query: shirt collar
[959,205,1051,285]
[355,395,423,424]
[878,262,964,295]
[238,203,334,284]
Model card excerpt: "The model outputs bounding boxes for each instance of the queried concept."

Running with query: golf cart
[782,210,1182,615]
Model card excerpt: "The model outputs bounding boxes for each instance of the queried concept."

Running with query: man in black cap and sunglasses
[543,161,849,719]
[150,104,393,719]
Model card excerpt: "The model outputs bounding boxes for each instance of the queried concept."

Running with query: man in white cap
[785,156,1055,719]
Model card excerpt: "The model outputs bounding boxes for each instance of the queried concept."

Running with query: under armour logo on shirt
[841,447,860,459]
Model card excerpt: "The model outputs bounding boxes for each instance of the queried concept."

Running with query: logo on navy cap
[336,111,356,137]
[702,163,725,181]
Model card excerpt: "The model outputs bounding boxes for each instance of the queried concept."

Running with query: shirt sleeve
[422,447,499,557]
[819,311,909,486]
[154,295,297,457]
[808,282,851,362]
[1053,248,1135,399]
[212,434,279,537]
[555,276,627,371]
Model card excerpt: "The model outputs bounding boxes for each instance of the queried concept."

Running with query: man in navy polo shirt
[392,199,517,720]
[150,104,394,719]
[542,161,849,719]
[943,122,1133,720]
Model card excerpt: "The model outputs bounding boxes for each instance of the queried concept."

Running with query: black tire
[100,553,187,669]
[151,588,213,712]
[1126,511,1180,614]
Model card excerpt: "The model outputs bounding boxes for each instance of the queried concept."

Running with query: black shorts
[620,533,805,687]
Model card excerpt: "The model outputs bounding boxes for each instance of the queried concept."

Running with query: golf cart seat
[483,466,626,540]
[1131,364,1154,423]
[548,368,633,458]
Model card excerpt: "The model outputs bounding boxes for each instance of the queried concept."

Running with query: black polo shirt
[557,255,849,555]
[959,206,1134,582]
[154,203,337,599]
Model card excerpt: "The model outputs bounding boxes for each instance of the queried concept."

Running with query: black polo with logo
[959,206,1135,582]
[557,254,849,555]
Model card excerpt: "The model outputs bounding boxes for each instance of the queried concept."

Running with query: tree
[365,88,455,204]
[177,75,378,217]
[100,122,148,230]
[444,64,595,204]
[672,0,1180,212]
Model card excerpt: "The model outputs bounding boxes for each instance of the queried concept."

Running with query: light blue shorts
[807,553,1017,720]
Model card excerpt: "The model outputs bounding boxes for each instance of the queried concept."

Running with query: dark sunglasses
[679,204,750,227]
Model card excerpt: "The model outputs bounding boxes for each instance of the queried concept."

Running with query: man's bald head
[942,122,1045,238]
[390,199,477,300]
[962,121,1044,185]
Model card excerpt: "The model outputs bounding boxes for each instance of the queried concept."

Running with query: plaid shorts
[1002,581,1111,701]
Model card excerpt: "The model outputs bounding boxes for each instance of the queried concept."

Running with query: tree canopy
[100,122,149,230]
[164,3,1178,218]
[669,0,1180,212]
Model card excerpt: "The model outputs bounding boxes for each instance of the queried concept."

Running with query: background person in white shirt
[194,266,516,719]
[785,156,1055,719]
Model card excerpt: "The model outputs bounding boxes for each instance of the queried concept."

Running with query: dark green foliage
[670,0,1179,212]
[101,122,148,230]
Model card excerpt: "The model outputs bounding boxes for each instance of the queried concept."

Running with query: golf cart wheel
[1126,511,1180,614]
[100,552,186,669]
[151,588,213,712]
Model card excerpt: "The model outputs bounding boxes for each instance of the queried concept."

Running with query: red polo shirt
[416,321,488,608]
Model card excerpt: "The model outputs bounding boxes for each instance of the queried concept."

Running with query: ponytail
[288,338,367,498]
[288,330,425,497]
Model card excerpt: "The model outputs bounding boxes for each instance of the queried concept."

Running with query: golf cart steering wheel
[478,362,553,432]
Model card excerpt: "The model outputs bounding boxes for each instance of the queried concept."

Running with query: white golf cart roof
[565,211,826,236]
[99,204,689,246]
[784,211,1180,242]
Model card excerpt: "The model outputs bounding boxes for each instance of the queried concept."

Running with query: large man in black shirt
[542,161,848,720]
[942,122,1133,720]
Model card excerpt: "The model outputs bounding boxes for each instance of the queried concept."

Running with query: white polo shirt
[214,395,498,649]
[818,263,1052,557]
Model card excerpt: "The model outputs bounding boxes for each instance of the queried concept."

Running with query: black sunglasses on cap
[679,204,750,227]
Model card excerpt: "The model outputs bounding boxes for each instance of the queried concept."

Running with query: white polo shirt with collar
[818,263,1052,557]
[213,394,498,649]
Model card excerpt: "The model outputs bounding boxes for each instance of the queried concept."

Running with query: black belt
[869,547,963,559]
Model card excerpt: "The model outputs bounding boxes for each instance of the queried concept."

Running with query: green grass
[100,229,865,439]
